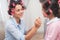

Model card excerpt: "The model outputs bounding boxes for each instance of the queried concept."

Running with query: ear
[43,13,48,17]
[58,0,60,7]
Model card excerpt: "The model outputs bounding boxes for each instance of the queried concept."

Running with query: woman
[4,0,41,40]
[42,0,60,40]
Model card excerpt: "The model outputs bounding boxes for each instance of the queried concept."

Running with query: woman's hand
[34,17,41,28]
[25,17,41,40]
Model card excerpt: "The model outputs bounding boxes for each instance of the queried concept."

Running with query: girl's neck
[49,16,55,20]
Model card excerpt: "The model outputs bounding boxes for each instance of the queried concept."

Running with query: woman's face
[14,4,24,19]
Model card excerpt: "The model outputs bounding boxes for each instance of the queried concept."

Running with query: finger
[38,20,41,24]
[38,17,40,19]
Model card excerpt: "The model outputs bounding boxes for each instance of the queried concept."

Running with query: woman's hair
[43,0,60,18]
[8,0,26,15]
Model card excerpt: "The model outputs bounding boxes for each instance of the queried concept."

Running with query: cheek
[14,11,19,17]
[17,12,23,16]
[15,11,19,14]
[15,12,23,17]
[42,11,48,17]
[14,11,20,16]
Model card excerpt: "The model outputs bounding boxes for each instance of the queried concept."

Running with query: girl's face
[42,8,54,20]
[42,8,48,18]
[13,4,24,19]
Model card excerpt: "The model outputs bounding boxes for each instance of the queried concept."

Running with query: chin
[19,17,22,19]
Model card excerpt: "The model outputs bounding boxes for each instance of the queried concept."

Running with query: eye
[17,9,20,12]
[16,8,24,12]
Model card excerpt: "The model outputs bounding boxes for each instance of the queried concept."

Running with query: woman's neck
[13,16,20,24]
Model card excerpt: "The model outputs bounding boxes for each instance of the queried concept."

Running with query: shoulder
[47,20,60,29]
[56,20,60,28]
[51,20,60,29]
[5,18,15,27]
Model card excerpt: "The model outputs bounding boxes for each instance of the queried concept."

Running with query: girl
[42,0,60,40]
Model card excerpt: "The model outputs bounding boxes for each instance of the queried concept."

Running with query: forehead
[15,4,22,10]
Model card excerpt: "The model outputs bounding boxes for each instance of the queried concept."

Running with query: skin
[12,4,41,40]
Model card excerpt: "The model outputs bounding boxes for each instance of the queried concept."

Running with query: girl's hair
[49,3,59,17]
[43,0,60,18]
[39,0,46,3]
[50,0,58,3]
[42,1,51,15]
[8,0,26,15]
[42,1,50,11]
